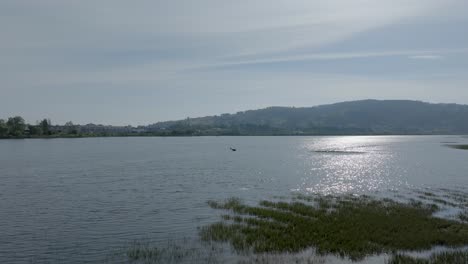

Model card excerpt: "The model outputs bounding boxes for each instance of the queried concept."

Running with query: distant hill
[145,100,468,135]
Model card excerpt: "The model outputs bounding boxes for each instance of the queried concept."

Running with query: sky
[1,0,468,125]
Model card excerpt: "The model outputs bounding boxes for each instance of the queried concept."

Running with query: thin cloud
[408,55,444,60]
[203,48,467,69]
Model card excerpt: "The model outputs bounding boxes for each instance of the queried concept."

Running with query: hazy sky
[1,0,468,125]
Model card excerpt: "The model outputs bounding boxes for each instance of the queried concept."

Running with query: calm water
[1,136,467,263]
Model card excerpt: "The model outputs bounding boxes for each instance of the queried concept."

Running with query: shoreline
[1,134,467,140]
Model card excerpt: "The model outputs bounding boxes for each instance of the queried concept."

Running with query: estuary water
[0,136,467,263]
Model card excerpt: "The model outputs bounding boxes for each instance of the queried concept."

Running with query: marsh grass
[388,250,468,264]
[441,189,468,206]
[201,196,468,261]
[125,240,224,263]
[123,238,327,264]
[236,250,326,264]
[415,192,458,208]
[446,144,468,150]
[459,211,468,223]
[126,241,189,262]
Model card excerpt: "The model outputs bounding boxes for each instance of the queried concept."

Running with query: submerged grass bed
[447,144,468,150]
[124,240,225,263]
[200,196,468,261]
[126,241,191,262]
[388,250,468,264]
[459,211,468,223]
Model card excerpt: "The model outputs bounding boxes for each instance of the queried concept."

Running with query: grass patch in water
[446,144,468,150]
[459,211,468,223]
[416,195,457,207]
[127,245,162,261]
[441,189,468,206]
[125,240,224,263]
[201,196,468,261]
[126,241,191,262]
[388,250,468,264]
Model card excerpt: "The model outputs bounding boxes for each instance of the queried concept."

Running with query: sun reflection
[298,136,406,195]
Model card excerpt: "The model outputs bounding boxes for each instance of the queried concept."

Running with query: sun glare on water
[299,136,408,195]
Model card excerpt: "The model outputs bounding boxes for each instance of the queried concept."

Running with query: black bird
[230,147,237,151]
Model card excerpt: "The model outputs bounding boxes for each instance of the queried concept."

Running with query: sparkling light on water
[298,136,408,195]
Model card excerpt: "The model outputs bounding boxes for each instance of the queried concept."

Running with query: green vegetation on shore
[0,115,148,139]
[0,116,60,138]
[0,116,27,137]
[200,196,468,261]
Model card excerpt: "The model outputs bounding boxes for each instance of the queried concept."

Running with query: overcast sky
[1,0,467,125]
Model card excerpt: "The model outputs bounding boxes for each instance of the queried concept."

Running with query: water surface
[1,136,467,263]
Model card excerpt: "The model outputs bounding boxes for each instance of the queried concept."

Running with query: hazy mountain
[146,100,468,135]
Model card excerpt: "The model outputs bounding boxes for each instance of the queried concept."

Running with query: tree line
[0,116,52,138]
[0,116,133,139]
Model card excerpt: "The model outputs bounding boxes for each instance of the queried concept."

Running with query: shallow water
[1,136,468,263]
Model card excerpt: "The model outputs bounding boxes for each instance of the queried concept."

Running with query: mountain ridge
[145,99,468,135]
